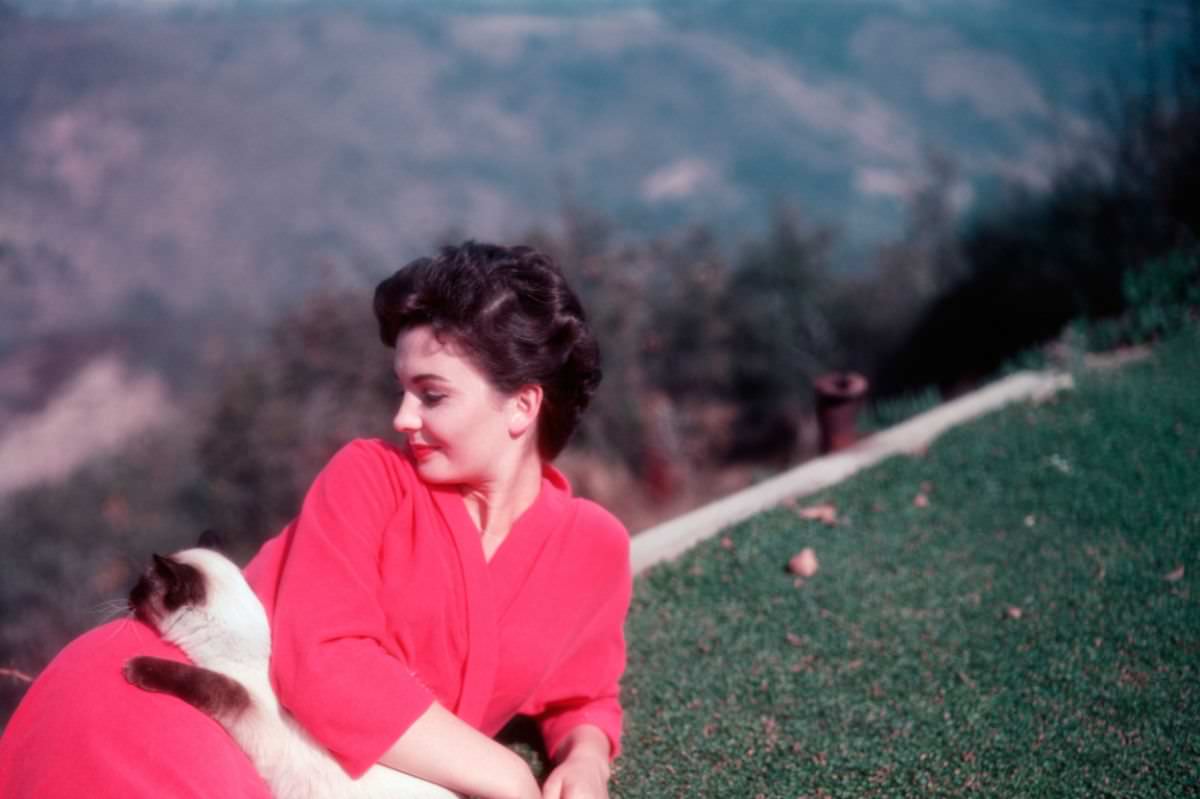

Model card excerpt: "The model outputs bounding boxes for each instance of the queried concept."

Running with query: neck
[461,448,545,543]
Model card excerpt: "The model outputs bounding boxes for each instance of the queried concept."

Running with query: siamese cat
[123,547,460,799]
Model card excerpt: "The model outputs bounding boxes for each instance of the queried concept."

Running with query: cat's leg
[125,658,462,799]
[123,656,251,724]
[124,657,302,796]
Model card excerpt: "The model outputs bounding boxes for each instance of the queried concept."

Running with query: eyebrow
[394,372,449,385]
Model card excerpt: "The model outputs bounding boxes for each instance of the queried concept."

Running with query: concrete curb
[630,369,1075,575]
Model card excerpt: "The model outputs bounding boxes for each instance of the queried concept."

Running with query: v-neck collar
[433,464,571,569]
[427,465,572,724]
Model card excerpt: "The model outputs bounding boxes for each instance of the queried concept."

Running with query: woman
[0,242,630,799]
[245,241,630,798]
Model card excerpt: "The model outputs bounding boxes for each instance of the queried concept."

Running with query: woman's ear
[508,384,544,439]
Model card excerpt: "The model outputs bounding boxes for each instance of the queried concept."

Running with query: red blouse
[244,438,631,778]
[0,438,630,795]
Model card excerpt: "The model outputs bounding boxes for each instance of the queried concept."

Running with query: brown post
[813,372,868,454]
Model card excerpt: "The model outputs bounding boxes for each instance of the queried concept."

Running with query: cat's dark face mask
[128,554,206,627]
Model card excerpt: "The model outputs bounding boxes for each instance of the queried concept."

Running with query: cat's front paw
[123,655,170,691]
[122,656,251,719]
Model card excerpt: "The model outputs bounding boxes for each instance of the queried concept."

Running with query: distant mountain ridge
[0,0,1186,348]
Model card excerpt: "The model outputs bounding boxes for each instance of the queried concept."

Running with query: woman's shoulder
[322,437,418,489]
[566,495,630,564]
[332,436,408,466]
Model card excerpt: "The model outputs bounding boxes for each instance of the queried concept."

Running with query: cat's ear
[197,529,227,553]
[151,553,206,609]
[152,553,182,583]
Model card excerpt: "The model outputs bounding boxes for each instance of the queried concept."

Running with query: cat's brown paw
[123,655,171,691]
[122,656,251,719]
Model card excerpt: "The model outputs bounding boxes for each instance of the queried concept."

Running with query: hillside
[1,0,1181,350]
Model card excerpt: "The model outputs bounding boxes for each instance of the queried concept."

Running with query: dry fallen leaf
[1164,565,1185,582]
[788,548,819,578]
[794,503,838,525]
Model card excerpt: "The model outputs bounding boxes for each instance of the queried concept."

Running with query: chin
[411,459,460,485]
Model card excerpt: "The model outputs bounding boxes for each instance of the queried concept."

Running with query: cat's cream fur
[124,547,460,799]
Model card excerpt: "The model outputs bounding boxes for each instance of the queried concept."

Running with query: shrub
[1122,246,1200,342]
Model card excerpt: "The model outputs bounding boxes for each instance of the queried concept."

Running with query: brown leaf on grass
[1164,565,1185,582]
[793,503,838,525]
[788,548,819,577]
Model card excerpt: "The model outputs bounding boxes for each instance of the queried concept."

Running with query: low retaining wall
[630,370,1075,575]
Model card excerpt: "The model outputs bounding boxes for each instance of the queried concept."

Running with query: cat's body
[123,547,460,799]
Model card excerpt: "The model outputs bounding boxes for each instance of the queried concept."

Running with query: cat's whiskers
[97,615,137,645]
[91,598,134,625]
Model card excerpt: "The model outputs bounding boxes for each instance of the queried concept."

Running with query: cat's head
[129,547,271,663]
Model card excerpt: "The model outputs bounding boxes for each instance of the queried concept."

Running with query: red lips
[409,442,437,462]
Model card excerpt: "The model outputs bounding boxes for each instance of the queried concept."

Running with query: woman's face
[392,325,528,485]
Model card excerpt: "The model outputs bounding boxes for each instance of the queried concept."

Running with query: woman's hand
[541,752,610,799]
[541,724,612,799]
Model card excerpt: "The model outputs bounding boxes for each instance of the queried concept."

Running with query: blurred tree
[882,7,1200,396]
[0,428,205,725]
[721,206,837,461]
[194,287,394,547]
[526,200,649,472]
[839,151,968,394]
[643,225,732,402]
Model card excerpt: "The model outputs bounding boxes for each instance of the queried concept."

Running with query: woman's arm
[540,724,612,799]
[379,702,541,799]
[249,441,440,776]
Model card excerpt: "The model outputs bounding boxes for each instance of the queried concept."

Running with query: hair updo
[373,241,602,460]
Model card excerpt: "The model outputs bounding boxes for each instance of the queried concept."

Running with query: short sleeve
[530,505,632,761]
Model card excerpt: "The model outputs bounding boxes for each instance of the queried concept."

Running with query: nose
[392,392,421,435]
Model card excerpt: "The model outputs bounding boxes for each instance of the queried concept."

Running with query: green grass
[613,329,1200,798]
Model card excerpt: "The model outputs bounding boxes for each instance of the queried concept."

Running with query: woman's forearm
[377,702,540,799]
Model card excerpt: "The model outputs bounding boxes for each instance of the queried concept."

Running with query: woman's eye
[394,385,443,406]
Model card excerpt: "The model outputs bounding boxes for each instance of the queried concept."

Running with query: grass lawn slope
[615,329,1199,798]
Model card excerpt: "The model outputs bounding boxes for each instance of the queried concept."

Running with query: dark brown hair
[374,241,601,460]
